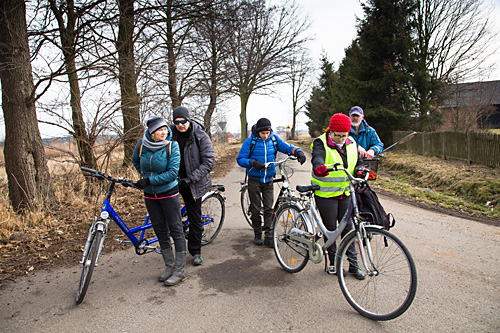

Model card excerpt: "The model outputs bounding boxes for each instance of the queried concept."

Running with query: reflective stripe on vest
[310,134,358,198]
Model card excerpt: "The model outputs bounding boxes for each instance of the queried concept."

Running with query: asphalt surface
[1,152,499,332]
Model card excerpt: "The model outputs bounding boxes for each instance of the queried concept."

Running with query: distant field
[490,129,500,134]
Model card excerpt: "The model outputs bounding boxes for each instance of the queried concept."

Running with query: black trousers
[248,178,274,237]
[314,195,357,265]
[145,194,186,253]
[179,185,202,256]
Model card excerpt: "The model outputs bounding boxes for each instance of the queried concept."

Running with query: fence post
[422,132,425,155]
[467,131,471,165]
[442,132,445,160]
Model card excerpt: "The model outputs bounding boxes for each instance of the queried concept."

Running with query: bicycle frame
[287,164,382,271]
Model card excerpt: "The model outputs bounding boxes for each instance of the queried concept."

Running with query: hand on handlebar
[314,165,329,177]
[356,167,370,179]
[135,177,150,189]
[295,150,306,165]
[251,160,266,171]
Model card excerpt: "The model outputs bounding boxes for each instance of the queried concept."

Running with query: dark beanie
[146,116,168,135]
[255,118,272,132]
[328,113,351,132]
[173,106,190,121]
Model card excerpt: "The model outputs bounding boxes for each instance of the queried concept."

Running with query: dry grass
[0,139,239,241]
[288,136,499,222]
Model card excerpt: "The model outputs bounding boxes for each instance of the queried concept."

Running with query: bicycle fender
[335,224,384,266]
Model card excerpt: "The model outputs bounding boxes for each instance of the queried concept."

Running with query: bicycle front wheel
[201,192,225,245]
[240,185,253,228]
[76,229,103,304]
[337,227,417,321]
[272,204,309,273]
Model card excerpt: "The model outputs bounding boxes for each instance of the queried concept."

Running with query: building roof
[440,80,500,108]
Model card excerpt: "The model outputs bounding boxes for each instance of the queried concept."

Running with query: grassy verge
[287,137,500,224]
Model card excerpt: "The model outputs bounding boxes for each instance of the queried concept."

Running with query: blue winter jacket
[131,126,180,195]
[237,125,302,183]
[349,119,384,156]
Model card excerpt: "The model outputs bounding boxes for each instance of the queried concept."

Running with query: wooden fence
[392,131,500,168]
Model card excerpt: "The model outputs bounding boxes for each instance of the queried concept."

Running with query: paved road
[1,153,499,332]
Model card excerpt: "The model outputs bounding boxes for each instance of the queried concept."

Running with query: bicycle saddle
[296,184,320,193]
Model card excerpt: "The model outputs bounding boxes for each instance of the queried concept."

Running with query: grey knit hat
[173,106,190,121]
[146,116,168,135]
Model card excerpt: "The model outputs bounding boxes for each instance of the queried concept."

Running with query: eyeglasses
[174,119,188,125]
[332,132,348,139]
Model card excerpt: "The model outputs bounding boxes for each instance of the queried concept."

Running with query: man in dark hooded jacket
[170,106,215,266]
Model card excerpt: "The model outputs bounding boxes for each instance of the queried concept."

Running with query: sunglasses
[174,119,188,125]
[332,132,348,139]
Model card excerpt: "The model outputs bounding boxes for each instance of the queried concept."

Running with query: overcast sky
[221,0,500,134]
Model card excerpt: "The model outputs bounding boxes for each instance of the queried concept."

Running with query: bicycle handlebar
[325,163,369,183]
[80,167,140,189]
[264,155,297,168]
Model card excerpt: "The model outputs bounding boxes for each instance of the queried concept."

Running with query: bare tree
[226,0,310,140]
[0,0,53,212]
[118,0,142,166]
[189,0,235,135]
[287,50,313,139]
[412,0,497,128]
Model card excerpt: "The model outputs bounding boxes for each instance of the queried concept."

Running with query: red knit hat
[329,113,351,132]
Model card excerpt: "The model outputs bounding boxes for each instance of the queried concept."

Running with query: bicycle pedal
[114,238,133,246]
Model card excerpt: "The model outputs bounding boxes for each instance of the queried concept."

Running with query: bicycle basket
[362,158,379,180]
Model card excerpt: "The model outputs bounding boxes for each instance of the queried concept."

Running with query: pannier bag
[355,184,395,230]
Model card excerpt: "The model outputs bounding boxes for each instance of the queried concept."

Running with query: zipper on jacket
[149,153,155,194]
[263,137,268,182]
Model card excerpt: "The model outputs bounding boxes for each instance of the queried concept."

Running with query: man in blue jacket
[348,106,383,159]
[237,118,306,247]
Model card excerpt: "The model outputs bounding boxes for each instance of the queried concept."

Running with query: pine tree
[305,57,340,137]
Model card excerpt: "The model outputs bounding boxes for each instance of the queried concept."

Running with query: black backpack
[355,184,395,230]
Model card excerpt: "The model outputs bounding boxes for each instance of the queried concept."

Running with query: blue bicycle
[76,167,225,304]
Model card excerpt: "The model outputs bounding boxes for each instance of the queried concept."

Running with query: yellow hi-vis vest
[310,134,358,198]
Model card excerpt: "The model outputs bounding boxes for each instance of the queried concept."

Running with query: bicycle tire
[200,192,225,245]
[240,185,253,227]
[272,204,310,273]
[337,227,417,320]
[75,229,103,304]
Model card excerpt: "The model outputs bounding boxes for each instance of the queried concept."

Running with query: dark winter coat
[170,120,215,200]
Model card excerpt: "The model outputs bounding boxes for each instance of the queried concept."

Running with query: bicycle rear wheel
[76,229,103,304]
[201,192,225,245]
[272,204,309,273]
[337,227,417,321]
[240,185,253,228]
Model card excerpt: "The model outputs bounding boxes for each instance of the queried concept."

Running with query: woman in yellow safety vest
[311,113,366,280]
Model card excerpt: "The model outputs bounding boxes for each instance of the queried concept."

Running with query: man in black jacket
[170,106,215,266]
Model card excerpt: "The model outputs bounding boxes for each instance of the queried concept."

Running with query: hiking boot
[263,236,273,248]
[254,233,262,246]
[193,254,203,266]
[349,264,366,280]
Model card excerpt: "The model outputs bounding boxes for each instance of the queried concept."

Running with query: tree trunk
[165,0,180,108]
[239,93,250,141]
[118,0,142,166]
[50,0,96,168]
[0,0,54,212]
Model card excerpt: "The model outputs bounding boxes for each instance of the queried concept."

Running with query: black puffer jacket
[170,120,215,200]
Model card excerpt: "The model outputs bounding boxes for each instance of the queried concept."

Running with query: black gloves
[251,160,266,171]
[295,150,306,165]
[178,177,192,187]
[136,177,150,189]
